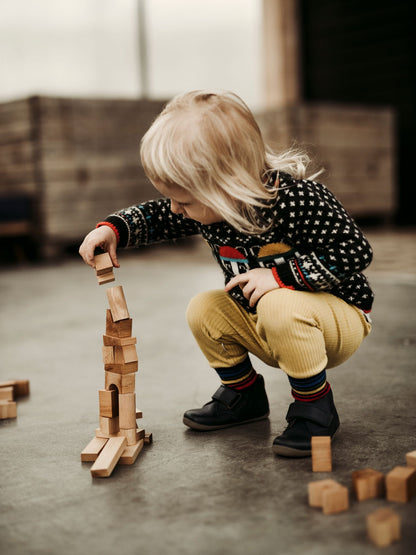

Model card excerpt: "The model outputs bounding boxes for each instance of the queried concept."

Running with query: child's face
[152,181,223,225]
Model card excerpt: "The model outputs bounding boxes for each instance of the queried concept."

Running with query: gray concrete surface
[1,231,416,555]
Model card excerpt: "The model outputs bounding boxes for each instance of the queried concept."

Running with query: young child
[79,90,373,457]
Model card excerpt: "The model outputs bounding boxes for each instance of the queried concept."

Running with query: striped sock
[288,369,331,402]
[215,357,258,391]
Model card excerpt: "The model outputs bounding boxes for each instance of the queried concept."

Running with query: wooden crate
[256,103,396,221]
[0,96,166,257]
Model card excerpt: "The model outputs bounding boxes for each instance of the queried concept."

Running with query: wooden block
[104,361,138,375]
[99,415,119,435]
[386,466,416,502]
[90,436,127,477]
[81,436,108,462]
[106,285,129,322]
[0,387,14,401]
[105,309,132,338]
[308,479,340,508]
[94,252,113,275]
[322,484,349,515]
[95,427,119,439]
[119,392,136,429]
[97,270,115,285]
[102,345,114,365]
[367,508,401,548]
[0,401,17,419]
[406,450,416,469]
[312,436,332,472]
[351,468,385,501]
[136,428,146,440]
[105,371,135,394]
[0,379,29,397]
[118,427,142,446]
[119,439,144,465]
[136,409,143,419]
[114,344,138,365]
[99,389,118,418]
[144,432,153,444]
[103,334,137,347]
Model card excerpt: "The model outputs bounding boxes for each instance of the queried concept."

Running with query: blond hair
[140,90,316,234]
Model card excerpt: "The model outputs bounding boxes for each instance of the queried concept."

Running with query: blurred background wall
[0,0,414,261]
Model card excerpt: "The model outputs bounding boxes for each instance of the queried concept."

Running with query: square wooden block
[351,468,385,501]
[322,484,349,515]
[367,508,400,548]
[308,479,339,508]
[94,252,113,275]
[406,450,416,469]
[386,466,416,502]
[311,436,332,472]
[105,309,132,338]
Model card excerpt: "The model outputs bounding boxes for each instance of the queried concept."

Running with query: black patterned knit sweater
[103,171,374,314]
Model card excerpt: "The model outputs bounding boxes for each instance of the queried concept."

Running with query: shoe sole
[183,412,269,431]
[272,428,339,458]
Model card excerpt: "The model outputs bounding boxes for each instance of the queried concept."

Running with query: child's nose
[170,200,182,214]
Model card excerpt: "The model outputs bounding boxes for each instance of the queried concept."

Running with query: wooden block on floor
[0,400,17,419]
[308,479,340,508]
[99,389,118,418]
[0,379,29,397]
[119,439,144,465]
[99,415,119,435]
[103,334,137,347]
[81,436,108,462]
[406,450,416,469]
[106,285,129,322]
[351,468,385,501]
[95,252,113,275]
[367,508,401,548]
[97,270,115,285]
[104,361,138,375]
[105,309,132,338]
[322,484,349,515]
[386,466,416,502]
[105,371,135,394]
[0,387,14,401]
[312,436,332,472]
[136,409,143,419]
[119,392,136,429]
[90,436,127,477]
[144,432,153,444]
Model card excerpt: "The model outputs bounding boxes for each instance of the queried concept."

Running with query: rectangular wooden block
[90,436,127,477]
[103,334,136,347]
[102,345,114,365]
[114,344,138,365]
[99,389,118,418]
[308,479,340,508]
[0,400,17,419]
[105,371,135,394]
[367,508,401,548]
[97,270,115,285]
[406,450,416,469]
[312,436,332,472]
[119,439,144,465]
[386,466,416,502]
[99,415,119,435]
[351,468,385,501]
[106,285,129,322]
[95,252,113,275]
[322,484,349,515]
[119,392,136,429]
[0,386,14,401]
[0,379,29,397]
[136,409,143,419]
[105,309,132,338]
[144,432,153,444]
[118,427,142,446]
[81,436,108,462]
[104,361,138,375]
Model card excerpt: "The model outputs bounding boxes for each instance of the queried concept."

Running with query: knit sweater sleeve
[271,179,373,292]
[102,198,201,248]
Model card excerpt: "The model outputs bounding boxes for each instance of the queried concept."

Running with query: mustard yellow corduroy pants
[186,288,372,379]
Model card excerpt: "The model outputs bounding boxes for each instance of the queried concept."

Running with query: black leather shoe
[183,374,269,431]
[273,389,340,457]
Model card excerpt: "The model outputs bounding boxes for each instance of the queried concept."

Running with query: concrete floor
[1,231,415,555]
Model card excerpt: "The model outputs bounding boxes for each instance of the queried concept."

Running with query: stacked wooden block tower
[308,436,416,548]
[81,253,151,478]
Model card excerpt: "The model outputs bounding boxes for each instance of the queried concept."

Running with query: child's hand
[224,268,279,307]
[79,226,119,269]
